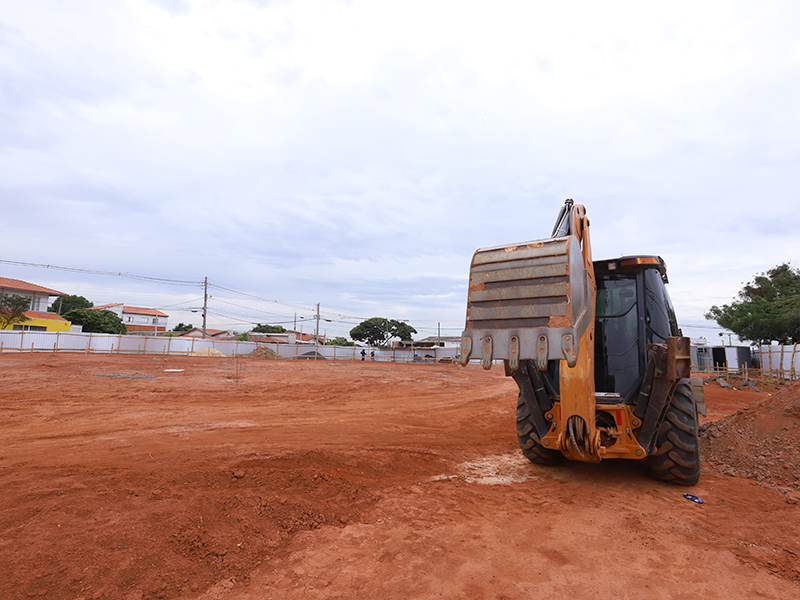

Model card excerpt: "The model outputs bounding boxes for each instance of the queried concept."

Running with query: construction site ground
[1,353,799,600]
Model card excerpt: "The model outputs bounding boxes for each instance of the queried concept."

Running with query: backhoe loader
[459,200,704,485]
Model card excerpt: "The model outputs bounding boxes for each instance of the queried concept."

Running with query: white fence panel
[166,337,195,355]
[51,332,91,352]
[0,331,461,364]
[211,340,259,356]
[270,344,459,363]
[0,331,53,352]
[90,334,116,353]
[758,344,799,380]
[0,331,256,356]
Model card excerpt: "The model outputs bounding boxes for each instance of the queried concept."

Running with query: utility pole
[314,303,320,348]
[294,313,297,332]
[202,277,208,339]
[438,322,441,347]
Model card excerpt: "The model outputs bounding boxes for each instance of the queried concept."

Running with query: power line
[0,258,201,287]
[206,282,375,321]
[156,297,206,309]
[204,310,264,326]
[3,257,366,321]
[211,297,300,320]
[2,257,469,336]
[205,283,316,312]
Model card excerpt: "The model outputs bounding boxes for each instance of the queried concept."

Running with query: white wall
[0,290,50,312]
[757,344,800,380]
[0,331,460,363]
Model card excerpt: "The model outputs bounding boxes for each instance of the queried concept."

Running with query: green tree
[252,323,286,333]
[705,263,800,344]
[325,336,355,346]
[349,317,417,347]
[48,295,93,315]
[62,308,126,334]
[236,333,249,341]
[0,294,31,330]
[172,322,194,333]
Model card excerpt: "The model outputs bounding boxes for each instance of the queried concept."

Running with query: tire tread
[516,393,562,465]
[645,380,701,485]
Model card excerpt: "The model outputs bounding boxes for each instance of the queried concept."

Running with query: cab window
[644,269,679,343]
[595,275,640,395]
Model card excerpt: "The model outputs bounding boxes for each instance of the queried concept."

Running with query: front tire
[516,393,562,465]
[646,380,701,485]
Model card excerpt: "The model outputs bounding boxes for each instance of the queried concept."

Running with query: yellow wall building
[0,277,71,332]
[10,312,73,332]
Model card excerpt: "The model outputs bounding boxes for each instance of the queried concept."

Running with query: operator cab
[593,256,681,403]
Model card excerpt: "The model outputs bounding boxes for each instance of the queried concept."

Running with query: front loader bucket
[459,235,593,370]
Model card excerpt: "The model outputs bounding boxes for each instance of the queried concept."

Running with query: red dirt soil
[700,378,800,494]
[1,354,799,600]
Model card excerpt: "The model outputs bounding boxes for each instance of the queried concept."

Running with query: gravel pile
[191,348,227,357]
[248,346,279,359]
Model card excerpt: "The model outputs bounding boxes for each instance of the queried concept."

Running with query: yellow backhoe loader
[459,200,704,484]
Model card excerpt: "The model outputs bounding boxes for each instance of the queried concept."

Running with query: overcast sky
[1,0,799,342]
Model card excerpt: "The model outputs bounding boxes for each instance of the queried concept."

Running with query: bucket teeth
[459,336,472,366]
[481,336,493,370]
[508,336,520,371]
[536,335,548,371]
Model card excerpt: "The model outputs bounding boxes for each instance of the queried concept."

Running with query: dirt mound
[191,347,227,357]
[701,380,800,500]
[248,346,279,359]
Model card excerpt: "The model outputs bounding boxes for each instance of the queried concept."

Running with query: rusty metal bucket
[459,234,593,370]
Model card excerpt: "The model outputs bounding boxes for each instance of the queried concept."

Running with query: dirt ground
[1,354,799,600]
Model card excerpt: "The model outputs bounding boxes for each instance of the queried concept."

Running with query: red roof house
[0,277,67,313]
[91,304,168,334]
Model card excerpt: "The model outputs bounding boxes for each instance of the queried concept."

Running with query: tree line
[706,263,800,345]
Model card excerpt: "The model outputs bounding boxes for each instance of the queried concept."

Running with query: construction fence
[3,331,799,376]
[756,343,799,381]
[690,344,799,383]
[0,330,459,364]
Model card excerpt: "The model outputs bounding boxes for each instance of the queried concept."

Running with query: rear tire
[646,380,700,485]
[516,393,562,465]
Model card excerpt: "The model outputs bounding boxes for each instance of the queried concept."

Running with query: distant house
[92,304,168,334]
[248,332,297,344]
[179,327,236,338]
[0,277,71,332]
[178,328,320,343]
[242,330,320,344]
[287,330,325,345]
[394,336,462,349]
